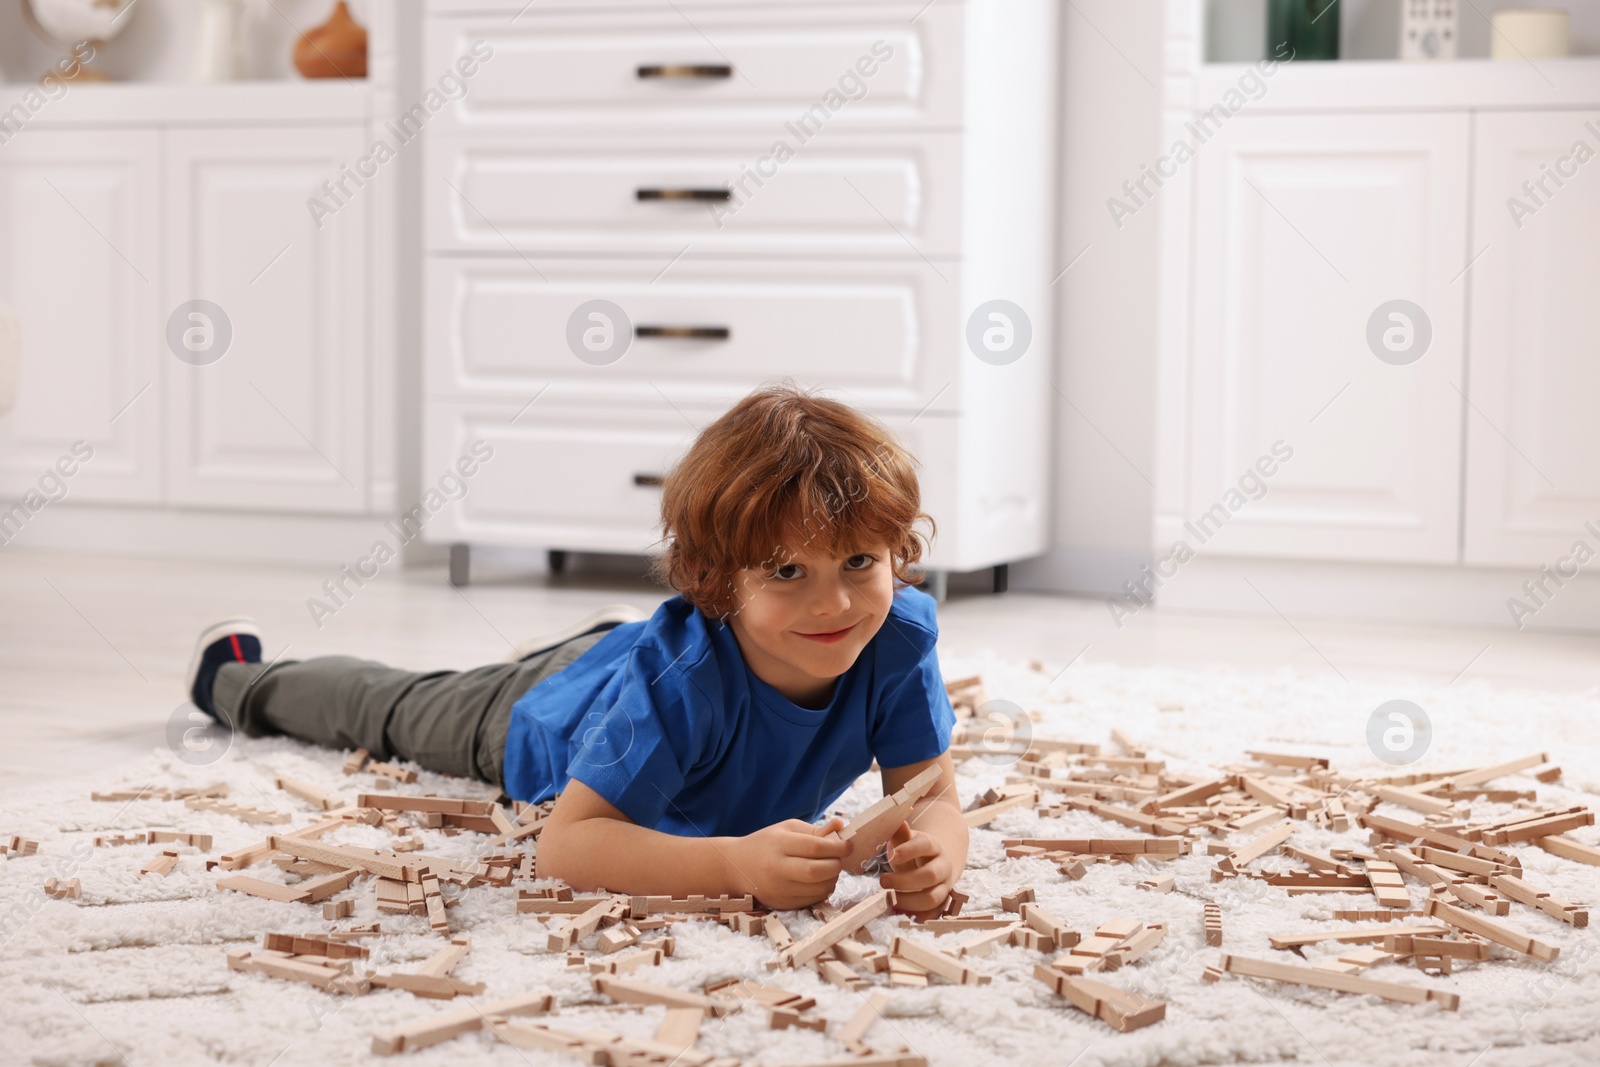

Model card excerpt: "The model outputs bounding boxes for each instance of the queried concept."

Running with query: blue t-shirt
[501,582,957,838]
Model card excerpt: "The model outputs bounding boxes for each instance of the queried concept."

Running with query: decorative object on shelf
[1401,0,1457,61]
[0,299,18,416]
[193,0,251,82]
[293,0,368,79]
[1491,8,1569,60]
[1267,0,1340,61]
[21,0,137,81]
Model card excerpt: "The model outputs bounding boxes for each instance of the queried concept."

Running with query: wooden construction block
[93,833,144,848]
[655,1005,705,1051]
[298,867,362,903]
[838,765,945,875]
[1219,820,1294,870]
[1424,898,1560,963]
[43,877,81,900]
[1032,966,1166,1031]
[1018,901,1079,950]
[1218,953,1458,1010]
[1001,836,1184,857]
[1430,752,1548,791]
[591,974,736,1016]
[777,890,894,969]
[1331,909,1428,922]
[1106,922,1166,968]
[1245,750,1330,770]
[951,921,1024,958]
[1269,924,1448,951]
[837,991,889,1054]
[366,760,418,784]
[1446,879,1510,917]
[277,777,344,811]
[963,789,1039,828]
[1001,887,1036,912]
[218,874,312,903]
[184,798,290,824]
[886,954,929,987]
[596,923,641,954]
[370,991,555,1055]
[1360,813,1518,867]
[140,850,180,878]
[323,898,354,920]
[367,973,485,999]
[1204,903,1223,947]
[628,893,755,916]
[262,932,370,959]
[268,835,415,882]
[1138,874,1175,894]
[889,934,990,985]
[1481,808,1594,846]
[1364,860,1411,908]
[342,748,370,775]
[1489,873,1589,928]
[589,946,666,975]
[227,947,367,995]
[421,871,449,933]
[415,935,471,977]
[1415,846,1519,878]
[812,955,870,992]
[1375,786,1459,817]
[147,830,213,850]
[547,894,630,952]
[1536,834,1600,867]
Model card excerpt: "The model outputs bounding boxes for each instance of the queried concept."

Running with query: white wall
[1013,0,1165,597]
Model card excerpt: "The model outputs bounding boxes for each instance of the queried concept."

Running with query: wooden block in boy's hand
[836,764,945,876]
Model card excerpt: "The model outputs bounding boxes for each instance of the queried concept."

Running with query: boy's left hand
[877,820,956,920]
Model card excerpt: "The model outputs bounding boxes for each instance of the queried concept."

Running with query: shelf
[1193,56,1600,112]
[0,79,369,126]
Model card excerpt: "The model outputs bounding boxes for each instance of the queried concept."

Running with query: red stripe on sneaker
[229,634,245,661]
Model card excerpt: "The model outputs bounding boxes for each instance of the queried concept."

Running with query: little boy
[188,383,967,916]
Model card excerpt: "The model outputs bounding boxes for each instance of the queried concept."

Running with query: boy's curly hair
[649,380,935,619]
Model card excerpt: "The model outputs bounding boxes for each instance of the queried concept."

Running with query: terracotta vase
[293,1,367,80]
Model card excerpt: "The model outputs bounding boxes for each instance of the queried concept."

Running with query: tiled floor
[2,550,1596,788]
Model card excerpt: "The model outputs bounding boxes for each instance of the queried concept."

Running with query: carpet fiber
[4,654,1600,1067]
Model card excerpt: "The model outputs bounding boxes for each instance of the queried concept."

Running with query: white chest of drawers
[419,0,1058,580]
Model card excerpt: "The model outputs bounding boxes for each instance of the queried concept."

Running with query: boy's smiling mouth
[795,621,857,643]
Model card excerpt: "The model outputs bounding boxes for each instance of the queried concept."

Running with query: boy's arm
[880,749,968,883]
[534,777,745,897]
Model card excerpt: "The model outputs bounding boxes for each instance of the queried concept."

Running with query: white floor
[2,548,1596,789]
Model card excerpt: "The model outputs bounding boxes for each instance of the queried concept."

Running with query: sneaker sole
[184,616,263,704]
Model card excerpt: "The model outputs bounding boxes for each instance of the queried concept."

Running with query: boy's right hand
[728,815,851,910]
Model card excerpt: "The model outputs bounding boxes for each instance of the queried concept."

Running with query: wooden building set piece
[835,764,945,876]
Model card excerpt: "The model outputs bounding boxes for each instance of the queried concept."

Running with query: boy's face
[724,533,895,709]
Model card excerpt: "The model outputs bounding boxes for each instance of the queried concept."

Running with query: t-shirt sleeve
[869,649,958,768]
[561,648,712,831]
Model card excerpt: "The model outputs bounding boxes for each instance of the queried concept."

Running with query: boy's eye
[845,554,875,570]
[769,564,802,581]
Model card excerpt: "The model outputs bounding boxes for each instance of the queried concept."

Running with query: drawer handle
[637,64,732,79]
[633,472,665,487]
[636,187,731,202]
[635,325,730,341]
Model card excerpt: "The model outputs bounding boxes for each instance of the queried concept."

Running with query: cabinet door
[1188,113,1469,562]
[164,127,367,513]
[1464,111,1600,567]
[0,130,161,504]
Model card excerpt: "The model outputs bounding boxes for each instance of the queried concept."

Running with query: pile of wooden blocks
[49,673,1592,1060]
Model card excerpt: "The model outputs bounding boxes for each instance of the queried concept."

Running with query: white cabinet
[164,127,368,513]
[0,131,162,503]
[1463,111,1600,567]
[420,0,1059,574]
[1185,113,1470,563]
[0,115,373,521]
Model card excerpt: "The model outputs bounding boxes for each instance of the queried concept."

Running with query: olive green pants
[211,630,609,792]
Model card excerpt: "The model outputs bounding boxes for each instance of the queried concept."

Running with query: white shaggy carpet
[4,654,1600,1067]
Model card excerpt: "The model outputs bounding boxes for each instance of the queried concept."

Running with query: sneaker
[506,603,650,663]
[186,617,263,718]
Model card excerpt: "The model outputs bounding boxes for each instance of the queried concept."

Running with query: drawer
[425,132,963,256]
[422,401,697,552]
[422,4,963,131]
[421,398,1041,570]
[423,256,960,413]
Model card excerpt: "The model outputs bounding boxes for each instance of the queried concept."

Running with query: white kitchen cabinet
[1184,112,1470,563]
[1463,110,1600,567]
[0,130,162,503]
[163,126,369,513]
